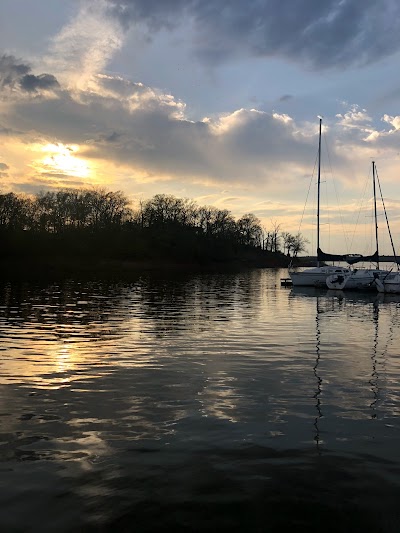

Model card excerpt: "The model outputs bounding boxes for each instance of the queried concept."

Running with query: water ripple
[1,270,400,530]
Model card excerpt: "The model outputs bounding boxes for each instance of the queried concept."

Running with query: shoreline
[0,256,290,280]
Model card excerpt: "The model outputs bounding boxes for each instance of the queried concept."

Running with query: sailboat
[289,118,351,287]
[326,161,394,291]
[376,185,400,293]
[375,272,400,293]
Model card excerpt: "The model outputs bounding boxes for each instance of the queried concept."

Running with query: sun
[40,143,91,179]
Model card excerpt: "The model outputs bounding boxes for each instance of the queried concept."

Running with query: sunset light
[40,143,91,179]
[2,2,400,530]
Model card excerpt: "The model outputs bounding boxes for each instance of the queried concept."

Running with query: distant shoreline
[3,255,394,280]
[0,255,290,280]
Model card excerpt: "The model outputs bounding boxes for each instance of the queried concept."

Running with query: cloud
[0,123,25,137]
[20,73,59,93]
[336,105,372,128]
[0,65,321,188]
[79,105,318,185]
[341,111,400,149]
[0,162,9,179]
[104,0,400,69]
[279,95,293,102]
[105,0,188,31]
[0,55,59,96]
[44,0,123,90]
[12,178,87,195]
[1,46,399,197]
[383,114,400,131]
[0,55,30,88]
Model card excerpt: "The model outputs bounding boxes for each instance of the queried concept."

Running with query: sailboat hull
[375,273,400,293]
[326,269,388,291]
[289,266,350,287]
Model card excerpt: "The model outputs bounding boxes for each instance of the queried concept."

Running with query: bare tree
[0,193,31,230]
[268,220,281,252]
[237,213,263,247]
[281,231,292,256]
[291,233,309,257]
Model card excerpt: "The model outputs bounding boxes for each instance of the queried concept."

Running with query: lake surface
[1,268,400,532]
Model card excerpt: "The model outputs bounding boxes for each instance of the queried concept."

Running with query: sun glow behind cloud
[24,143,95,186]
[36,143,92,180]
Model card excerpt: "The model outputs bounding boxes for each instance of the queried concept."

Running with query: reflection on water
[1,270,400,531]
[370,304,379,418]
[313,298,323,450]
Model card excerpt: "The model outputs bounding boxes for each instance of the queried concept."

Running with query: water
[1,269,400,531]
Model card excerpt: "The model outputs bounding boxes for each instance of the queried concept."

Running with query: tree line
[262,221,308,258]
[0,188,307,265]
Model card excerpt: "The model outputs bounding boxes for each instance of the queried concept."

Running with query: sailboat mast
[317,117,322,267]
[372,160,379,269]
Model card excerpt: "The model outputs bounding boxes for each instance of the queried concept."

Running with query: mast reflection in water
[313,296,323,450]
[1,271,400,531]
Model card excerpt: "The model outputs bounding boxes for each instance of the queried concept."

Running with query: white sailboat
[375,272,400,294]
[289,118,351,287]
[326,161,395,291]
[375,188,400,293]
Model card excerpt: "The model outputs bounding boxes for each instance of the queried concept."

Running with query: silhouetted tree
[269,220,281,252]
[31,188,132,232]
[0,192,31,230]
[1,187,289,266]
[281,231,292,256]
[237,214,263,246]
[140,194,197,228]
[290,232,309,257]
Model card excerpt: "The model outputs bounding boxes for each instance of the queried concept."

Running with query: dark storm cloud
[105,0,400,68]
[20,73,59,92]
[0,55,30,89]
[0,55,59,93]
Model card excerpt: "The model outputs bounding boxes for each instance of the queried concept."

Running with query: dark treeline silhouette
[262,221,308,258]
[0,188,294,268]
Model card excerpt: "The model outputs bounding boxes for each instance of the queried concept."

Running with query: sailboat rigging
[326,161,395,291]
[375,179,400,293]
[289,118,351,287]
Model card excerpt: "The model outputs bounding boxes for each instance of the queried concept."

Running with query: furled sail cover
[317,248,379,265]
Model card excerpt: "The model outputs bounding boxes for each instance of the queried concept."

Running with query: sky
[1,0,400,255]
